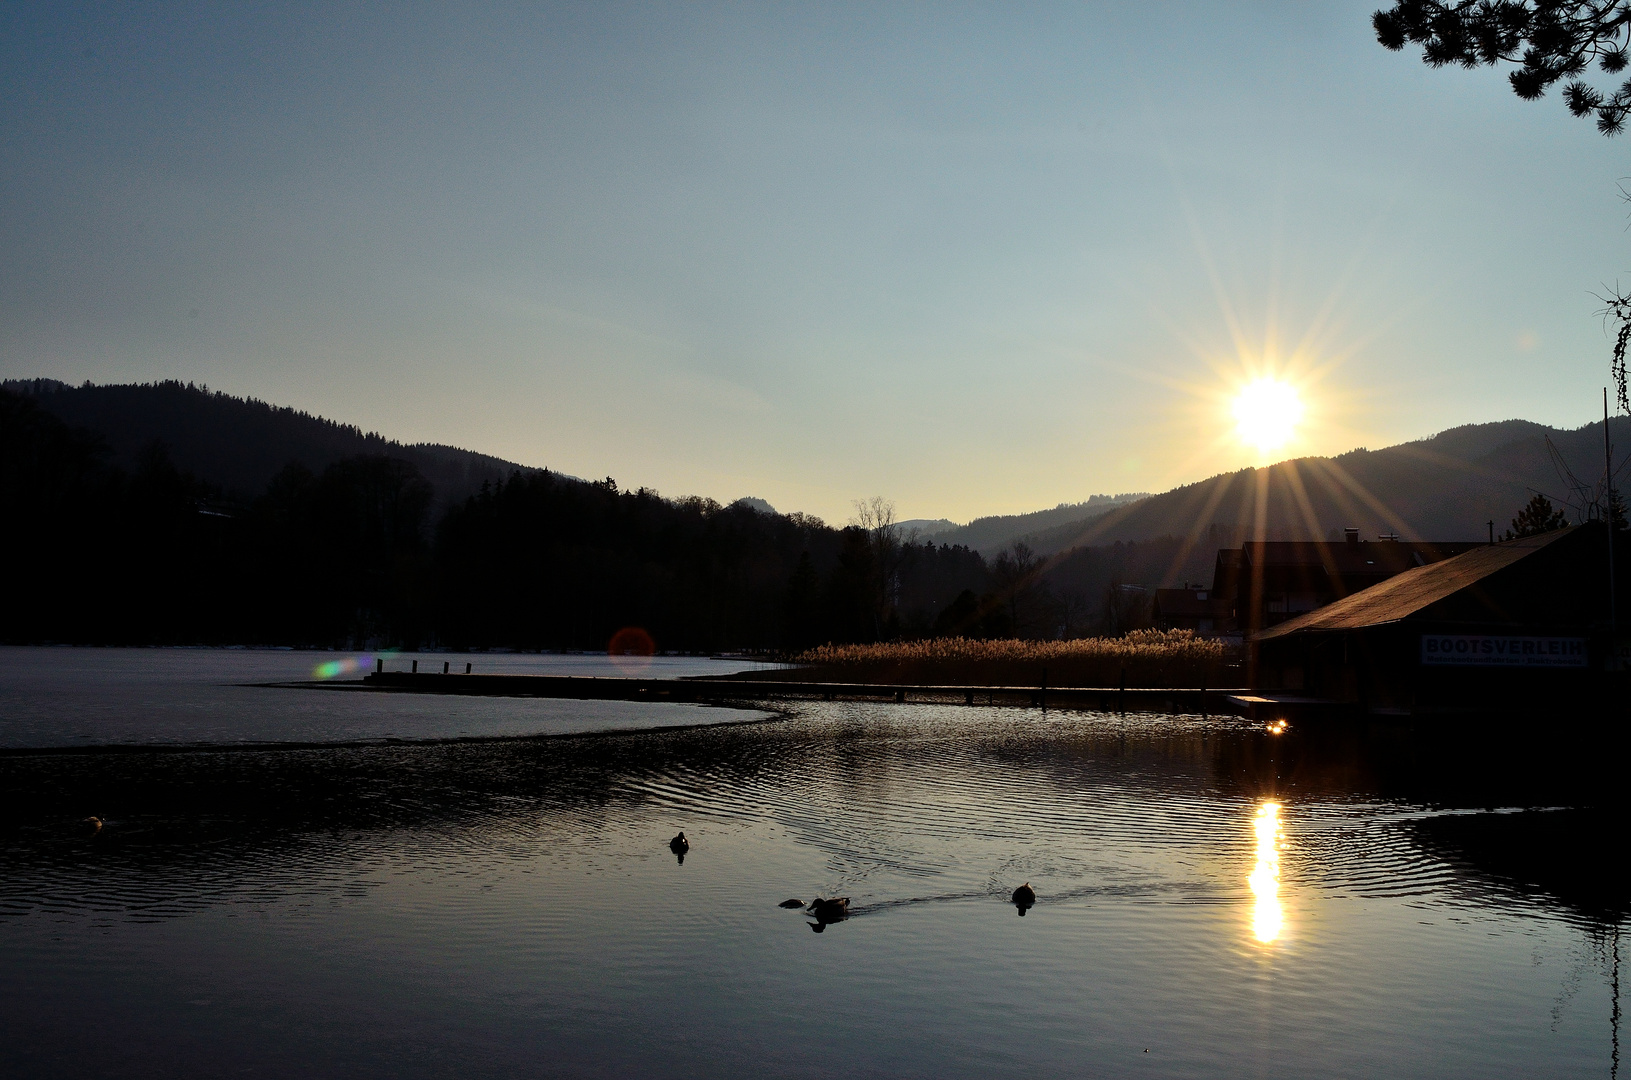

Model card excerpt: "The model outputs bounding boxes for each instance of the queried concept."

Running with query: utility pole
[1607,388,1618,634]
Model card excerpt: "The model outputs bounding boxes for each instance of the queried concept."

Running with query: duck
[83,816,103,833]
[807,896,850,921]
[778,898,805,909]
[669,831,689,854]
[1011,882,1036,909]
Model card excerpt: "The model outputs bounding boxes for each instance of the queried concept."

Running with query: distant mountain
[930,494,1152,556]
[1025,418,1625,584]
[897,518,957,537]
[9,379,1619,588]
[3,379,535,509]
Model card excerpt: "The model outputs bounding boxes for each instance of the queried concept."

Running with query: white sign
[1420,634,1588,668]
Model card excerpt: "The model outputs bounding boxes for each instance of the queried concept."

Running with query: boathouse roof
[1253,526,1584,642]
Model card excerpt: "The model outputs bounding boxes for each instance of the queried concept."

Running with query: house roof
[1253,527,1581,642]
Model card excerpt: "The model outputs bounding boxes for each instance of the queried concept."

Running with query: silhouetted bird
[83,816,102,833]
[1012,882,1036,914]
[778,898,804,908]
[670,831,689,854]
[807,896,850,921]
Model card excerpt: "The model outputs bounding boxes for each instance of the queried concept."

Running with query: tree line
[3,388,1175,652]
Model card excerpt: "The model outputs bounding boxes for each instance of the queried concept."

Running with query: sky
[4,2,1630,525]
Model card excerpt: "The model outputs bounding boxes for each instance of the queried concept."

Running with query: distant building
[1249,523,1616,716]
[1151,586,1231,634]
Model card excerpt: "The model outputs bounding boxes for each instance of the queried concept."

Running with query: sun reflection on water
[1249,801,1283,944]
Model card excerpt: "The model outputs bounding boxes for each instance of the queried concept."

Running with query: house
[1152,586,1231,633]
[1248,523,1618,716]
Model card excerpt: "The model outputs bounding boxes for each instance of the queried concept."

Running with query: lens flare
[312,654,381,680]
[608,627,657,674]
[1249,801,1284,944]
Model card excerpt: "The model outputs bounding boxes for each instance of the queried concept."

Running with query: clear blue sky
[3,2,1627,523]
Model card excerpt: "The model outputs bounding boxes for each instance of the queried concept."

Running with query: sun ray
[1306,457,1423,542]
[1297,458,1376,543]
[1278,458,1334,549]
[1157,466,1245,587]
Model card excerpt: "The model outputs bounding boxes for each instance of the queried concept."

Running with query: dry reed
[790,630,1237,688]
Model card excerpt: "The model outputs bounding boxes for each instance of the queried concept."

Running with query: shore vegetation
[791,630,1238,688]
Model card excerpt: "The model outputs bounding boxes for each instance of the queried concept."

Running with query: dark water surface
[2,658,1628,1077]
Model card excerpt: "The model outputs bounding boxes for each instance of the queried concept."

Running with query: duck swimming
[807,896,850,921]
[778,898,804,908]
[669,831,689,854]
[1011,883,1036,914]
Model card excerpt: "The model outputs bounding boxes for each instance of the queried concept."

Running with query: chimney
[1343,528,1359,548]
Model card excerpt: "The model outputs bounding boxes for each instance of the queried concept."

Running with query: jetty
[311,670,1247,713]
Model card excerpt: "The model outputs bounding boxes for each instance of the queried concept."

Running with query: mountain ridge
[5,379,1619,559]
[4,378,540,510]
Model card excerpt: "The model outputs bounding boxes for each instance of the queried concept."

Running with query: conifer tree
[1503,492,1569,539]
[1375,1,1631,134]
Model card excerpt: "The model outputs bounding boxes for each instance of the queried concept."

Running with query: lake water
[1,649,1626,1077]
[0,646,779,747]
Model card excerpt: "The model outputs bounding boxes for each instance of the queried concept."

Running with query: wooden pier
[348,671,1246,714]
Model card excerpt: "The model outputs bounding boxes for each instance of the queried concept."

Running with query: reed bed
[790,630,1237,689]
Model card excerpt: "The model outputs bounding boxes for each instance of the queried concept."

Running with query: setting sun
[1232,378,1303,454]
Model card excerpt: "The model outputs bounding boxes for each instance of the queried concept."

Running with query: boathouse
[1250,523,1617,715]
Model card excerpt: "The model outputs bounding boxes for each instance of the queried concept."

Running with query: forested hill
[928,493,1150,555]
[9,379,1607,551]
[2,376,1619,649]
[913,418,1625,560]
[2,379,531,508]
[0,386,996,649]
[1019,418,1626,556]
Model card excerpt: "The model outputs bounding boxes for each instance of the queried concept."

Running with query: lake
[1,648,1625,1077]
[0,646,780,746]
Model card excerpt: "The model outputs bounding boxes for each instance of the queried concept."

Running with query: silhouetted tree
[852,496,901,638]
[1100,573,1153,636]
[990,542,1061,638]
[933,590,983,637]
[1375,1,1631,134]
[2,385,1010,651]
[823,527,879,643]
[1505,492,1570,538]
[895,540,989,637]
[783,550,821,651]
[0,390,120,641]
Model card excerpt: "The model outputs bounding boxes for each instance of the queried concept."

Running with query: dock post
[376,658,383,674]
[443,661,449,674]
[412,659,418,673]
[895,689,905,703]
[466,663,472,674]
[965,689,974,705]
